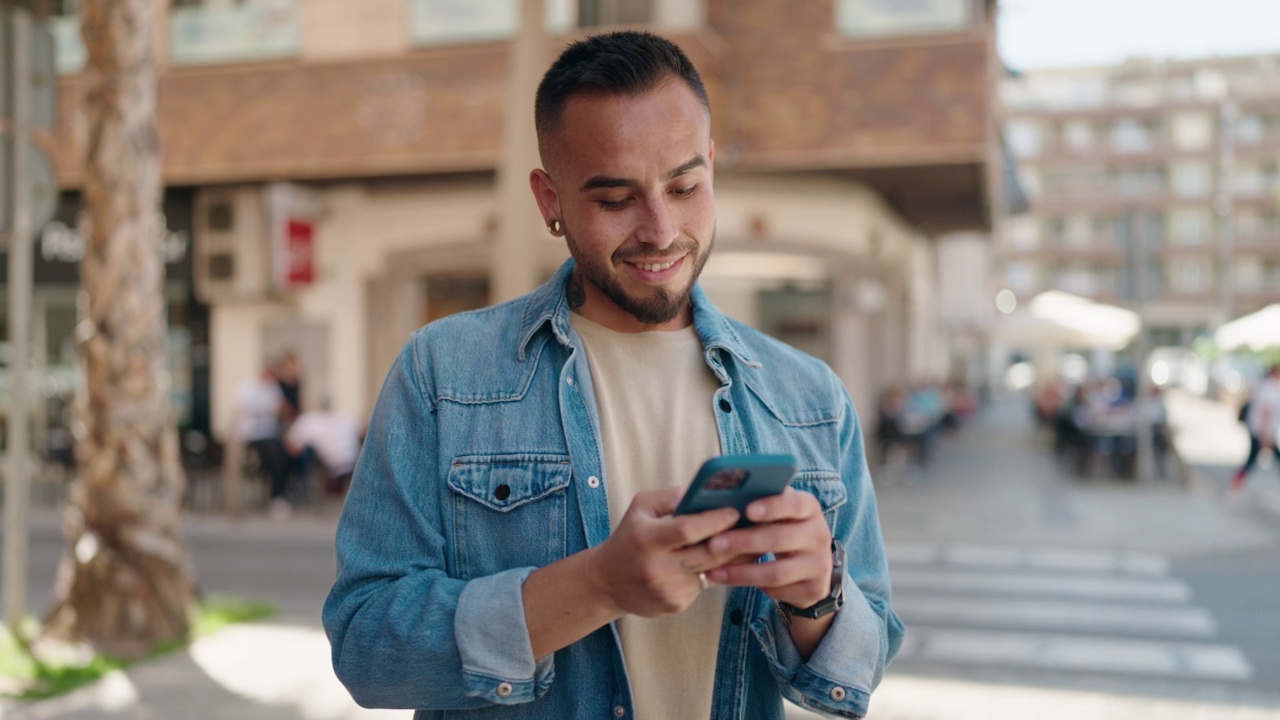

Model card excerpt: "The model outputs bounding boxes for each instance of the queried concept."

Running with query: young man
[1233,363,1280,495]
[323,31,903,720]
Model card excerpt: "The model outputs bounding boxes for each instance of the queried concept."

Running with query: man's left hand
[702,487,832,609]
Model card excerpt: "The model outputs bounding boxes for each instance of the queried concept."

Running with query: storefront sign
[265,181,318,293]
[40,220,189,265]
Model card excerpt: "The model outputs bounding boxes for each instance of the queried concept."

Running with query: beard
[565,227,714,326]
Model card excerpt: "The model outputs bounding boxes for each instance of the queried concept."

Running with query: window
[1004,216,1040,250]
[1234,259,1263,290]
[836,0,973,39]
[1063,120,1095,152]
[578,0,654,26]
[1005,120,1041,158]
[169,0,301,65]
[1234,163,1264,195]
[1235,114,1265,144]
[1167,208,1212,245]
[1063,214,1093,247]
[1170,111,1212,150]
[1170,162,1211,197]
[1115,167,1165,196]
[1004,261,1038,295]
[1110,118,1159,153]
[1168,258,1211,294]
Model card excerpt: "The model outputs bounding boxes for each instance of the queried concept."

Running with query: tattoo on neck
[567,272,586,310]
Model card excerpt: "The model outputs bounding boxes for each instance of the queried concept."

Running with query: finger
[743,486,824,524]
[630,486,688,518]
[707,554,827,590]
[708,518,827,559]
[654,506,741,550]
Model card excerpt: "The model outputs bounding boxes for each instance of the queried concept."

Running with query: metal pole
[1133,212,1154,484]
[4,4,35,632]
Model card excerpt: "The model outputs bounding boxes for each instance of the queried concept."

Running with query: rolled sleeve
[750,575,884,718]
[455,567,556,704]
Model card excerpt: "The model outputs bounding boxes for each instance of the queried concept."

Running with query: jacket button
[613,706,626,717]
[830,686,846,702]
[494,484,511,501]
[496,682,513,697]
[587,476,600,488]
[730,609,744,625]
[718,398,732,413]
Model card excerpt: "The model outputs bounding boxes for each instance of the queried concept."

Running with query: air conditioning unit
[193,185,271,303]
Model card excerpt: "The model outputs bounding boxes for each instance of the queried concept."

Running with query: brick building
[31,0,1002,440]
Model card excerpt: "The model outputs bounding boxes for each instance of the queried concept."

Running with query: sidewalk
[3,394,1277,719]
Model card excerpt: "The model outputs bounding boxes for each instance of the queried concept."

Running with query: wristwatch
[779,539,846,621]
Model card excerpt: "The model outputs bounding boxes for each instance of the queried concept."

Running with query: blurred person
[275,350,304,425]
[1232,363,1280,496]
[235,363,290,518]
[323,31,902,720]
[284,398,362,496]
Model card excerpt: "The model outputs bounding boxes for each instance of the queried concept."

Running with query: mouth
[622,254,686,281]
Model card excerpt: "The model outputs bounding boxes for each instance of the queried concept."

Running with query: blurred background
[2,0,1280,718]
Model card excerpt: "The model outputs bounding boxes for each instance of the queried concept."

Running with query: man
[1233,363,1280,495]
[235,362,290,518]
[285,398,362,496]
[324,31,903,720]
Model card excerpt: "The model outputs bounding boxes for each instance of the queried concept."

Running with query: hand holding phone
[674,454,798,528]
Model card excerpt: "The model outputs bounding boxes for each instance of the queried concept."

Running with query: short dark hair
[534,31,710,154]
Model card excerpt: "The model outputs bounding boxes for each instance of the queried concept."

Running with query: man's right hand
[586,487,740,618]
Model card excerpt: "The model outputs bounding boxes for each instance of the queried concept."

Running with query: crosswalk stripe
[892,596,1216,637]
[887,543,1171,576]
[896,628,1253,682]
[890,569,1192,603]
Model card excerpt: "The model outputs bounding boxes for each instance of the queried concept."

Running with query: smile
[635,260,678,272]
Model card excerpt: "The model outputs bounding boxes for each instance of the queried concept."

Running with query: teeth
[636,260,676,272]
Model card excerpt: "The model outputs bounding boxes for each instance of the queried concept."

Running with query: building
[998,53,1280,350]
[23,0,1003,447]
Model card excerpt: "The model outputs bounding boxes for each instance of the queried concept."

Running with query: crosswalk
[886,542,1254,683]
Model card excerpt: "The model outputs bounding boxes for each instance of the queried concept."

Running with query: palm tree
[42,0,196,660]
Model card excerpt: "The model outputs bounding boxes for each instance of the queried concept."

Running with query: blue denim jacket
[323,259,904,719]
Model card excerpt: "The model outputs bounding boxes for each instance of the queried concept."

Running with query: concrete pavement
[2,393,1278,719]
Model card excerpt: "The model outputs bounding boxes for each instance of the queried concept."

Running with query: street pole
[1133,212,1154,484]
[4,4,35,632]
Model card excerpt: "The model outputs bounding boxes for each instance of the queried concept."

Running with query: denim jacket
[323,259,904,719]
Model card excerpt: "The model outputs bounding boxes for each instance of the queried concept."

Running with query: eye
[597,197,631,210]
[672,184,700,198]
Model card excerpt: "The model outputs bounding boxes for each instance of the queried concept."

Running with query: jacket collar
[516,258,760,370]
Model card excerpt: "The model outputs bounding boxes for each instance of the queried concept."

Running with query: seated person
[285,399,362,495]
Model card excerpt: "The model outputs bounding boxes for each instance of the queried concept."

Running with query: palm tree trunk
[43,0,197,660]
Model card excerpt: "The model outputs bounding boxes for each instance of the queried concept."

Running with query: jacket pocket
[448,454,572,580]
[790,471,847,530]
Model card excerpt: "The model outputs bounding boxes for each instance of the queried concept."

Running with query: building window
[1168,208,1212,245]
[1062,119,1095,152]
[1006,120,1041,158]
[1168,258,1211,294]
[578,0,654,26]
[1004,261,1037,295]
[169,0,301,66]
[1235,114,1266,144]
[835,0,973,39]
[1110,118,1159,153]
[1170,162,1211,197]
[1234,259,1263,290]
[1004,217,1040,250]
[1170,111,1212,150]
[1115,166,1165,196]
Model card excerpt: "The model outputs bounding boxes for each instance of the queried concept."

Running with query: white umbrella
[1214,304,1280,351]
[996,290,1140,350]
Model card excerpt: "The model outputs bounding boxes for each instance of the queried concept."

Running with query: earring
[547,218,562,235]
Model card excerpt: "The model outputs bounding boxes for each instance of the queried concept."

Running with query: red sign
[285,219,314,287]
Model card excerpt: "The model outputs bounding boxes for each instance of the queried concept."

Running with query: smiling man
[323,31,903,720]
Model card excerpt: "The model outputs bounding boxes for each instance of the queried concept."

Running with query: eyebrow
[579,154,707,192]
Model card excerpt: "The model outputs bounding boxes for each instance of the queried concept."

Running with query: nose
[635,195,678,249]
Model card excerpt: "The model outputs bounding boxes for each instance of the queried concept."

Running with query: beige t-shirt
[571,312,727,720]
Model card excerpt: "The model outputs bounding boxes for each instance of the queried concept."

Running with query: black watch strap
[779,539,846,620]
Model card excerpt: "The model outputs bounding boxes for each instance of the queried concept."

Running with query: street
[3,393,1280,719]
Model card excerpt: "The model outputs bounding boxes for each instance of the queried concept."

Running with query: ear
[529,169,561,233]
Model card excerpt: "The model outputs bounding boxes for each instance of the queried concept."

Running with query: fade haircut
[534,30,710,160]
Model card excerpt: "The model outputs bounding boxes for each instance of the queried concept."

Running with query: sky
[997,0,1280,71]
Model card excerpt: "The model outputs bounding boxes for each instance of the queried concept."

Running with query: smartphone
[674,454,798,528]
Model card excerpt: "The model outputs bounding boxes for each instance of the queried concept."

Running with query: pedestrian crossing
[886,542,1254,683]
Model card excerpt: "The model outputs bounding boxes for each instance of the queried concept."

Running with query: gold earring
[547,219,562,235]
